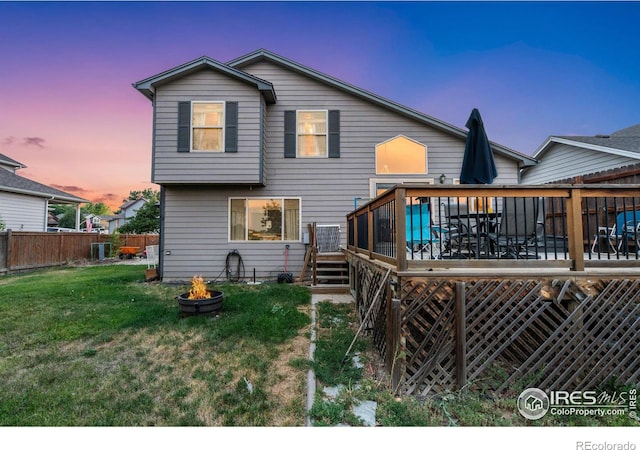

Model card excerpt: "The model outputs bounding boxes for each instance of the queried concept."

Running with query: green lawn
[1,265,637,427]
[0,265,311,426]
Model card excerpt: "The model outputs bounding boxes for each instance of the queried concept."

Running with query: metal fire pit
[176,290,223,317]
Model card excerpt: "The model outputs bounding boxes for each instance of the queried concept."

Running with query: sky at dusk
[1,1,639,211]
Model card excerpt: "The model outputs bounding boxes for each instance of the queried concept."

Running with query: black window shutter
[177,101,191,152]
[284,110,296,158]
[328,110,340,158]
[225,101,238,153]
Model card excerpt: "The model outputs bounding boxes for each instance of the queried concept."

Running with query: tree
[82,202,111,216]
[124,189,159,203]
[55,205,78,229]
[118,200,160,234]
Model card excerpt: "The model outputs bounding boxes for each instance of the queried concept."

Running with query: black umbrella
[459,108,498,184]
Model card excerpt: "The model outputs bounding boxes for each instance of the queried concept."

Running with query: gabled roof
[227,49,537,167]
[133,56,277,104]
[0,168,87,203]
[119,197,147,211]
[533,124,640,160]
[0,153,26,170]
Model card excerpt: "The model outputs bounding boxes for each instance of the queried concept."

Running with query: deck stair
[299,223,349,294]
[313,252,349,292]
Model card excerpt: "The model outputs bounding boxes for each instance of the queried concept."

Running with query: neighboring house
[0,153,87,231]
[521,124,640,184]
[133,49,536,281]
[83,213,109,233]
[108,197,147,233]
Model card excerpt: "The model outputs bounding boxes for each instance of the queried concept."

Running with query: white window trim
[369,178,435,199]
[228,196,302,243]
[191,100,225,152]
[296,110,328,158]
[375,134,428,175]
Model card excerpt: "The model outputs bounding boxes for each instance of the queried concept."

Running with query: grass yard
[2,264,638,428]
[0,265,311,426]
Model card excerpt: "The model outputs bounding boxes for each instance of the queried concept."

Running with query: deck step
[310,284,350,294]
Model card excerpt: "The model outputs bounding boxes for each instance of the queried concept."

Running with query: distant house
[83,213,109,233]
[133,49,536,281]
[0,153,87,231]
[521,124,640,184]
[108,197,147,233]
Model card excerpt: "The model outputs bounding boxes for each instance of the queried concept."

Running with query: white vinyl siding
[0,191,46,231]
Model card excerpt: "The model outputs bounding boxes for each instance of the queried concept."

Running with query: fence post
[455,282,467,389]
[5,229,12,273]
[566,188,585,271]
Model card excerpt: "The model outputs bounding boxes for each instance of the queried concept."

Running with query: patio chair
[440,202,492,257]
[591,210,640,255]
[488,197,545,259]
[146,244,159,269]
[406,202,446,259]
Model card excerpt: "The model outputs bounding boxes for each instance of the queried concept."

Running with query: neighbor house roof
[132,56,277,104]
[227,49,537,167]
[533,123,640,161]
[0,153,26,170]
[0,168,88,203]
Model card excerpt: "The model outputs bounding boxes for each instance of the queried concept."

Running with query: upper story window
[284,110,340,158]
[192,102,224,151]
[297,110,327,157]
[375,135,427,174]
[177,101,238,153]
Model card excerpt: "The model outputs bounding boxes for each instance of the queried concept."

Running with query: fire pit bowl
[176,290,223,317]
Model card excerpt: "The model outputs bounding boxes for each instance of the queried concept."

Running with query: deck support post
[455,282,467,389]
[389,296,403,393]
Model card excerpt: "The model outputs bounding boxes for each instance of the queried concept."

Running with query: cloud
[3,136,16,146]
[50,184,90,195]
[23,137,45,148]
[94,193,119,204]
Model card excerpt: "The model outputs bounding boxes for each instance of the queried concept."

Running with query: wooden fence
[0,231,159,274]
[350,254,640,395]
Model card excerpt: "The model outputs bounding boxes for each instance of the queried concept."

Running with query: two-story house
[133,49,536,281]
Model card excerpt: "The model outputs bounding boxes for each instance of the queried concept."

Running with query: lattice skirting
[399,277,640,396]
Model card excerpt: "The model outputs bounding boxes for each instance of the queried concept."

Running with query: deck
[344,184,640,395]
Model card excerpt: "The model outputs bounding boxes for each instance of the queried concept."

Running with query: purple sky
[1,1,639,210]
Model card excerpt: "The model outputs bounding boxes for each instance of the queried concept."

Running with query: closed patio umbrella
[459,108,498,184]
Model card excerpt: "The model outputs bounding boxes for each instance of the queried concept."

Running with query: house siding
[159,60,521,280]
[0,191,46,231]
[153,70,263,184]
[521,142,637,184]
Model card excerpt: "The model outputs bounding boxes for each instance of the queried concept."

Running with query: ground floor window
[229,197,301,241]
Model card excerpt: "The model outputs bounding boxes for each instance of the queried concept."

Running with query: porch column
[75,204,81,231]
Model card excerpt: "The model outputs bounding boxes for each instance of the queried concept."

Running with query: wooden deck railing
[346,184,640,272]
